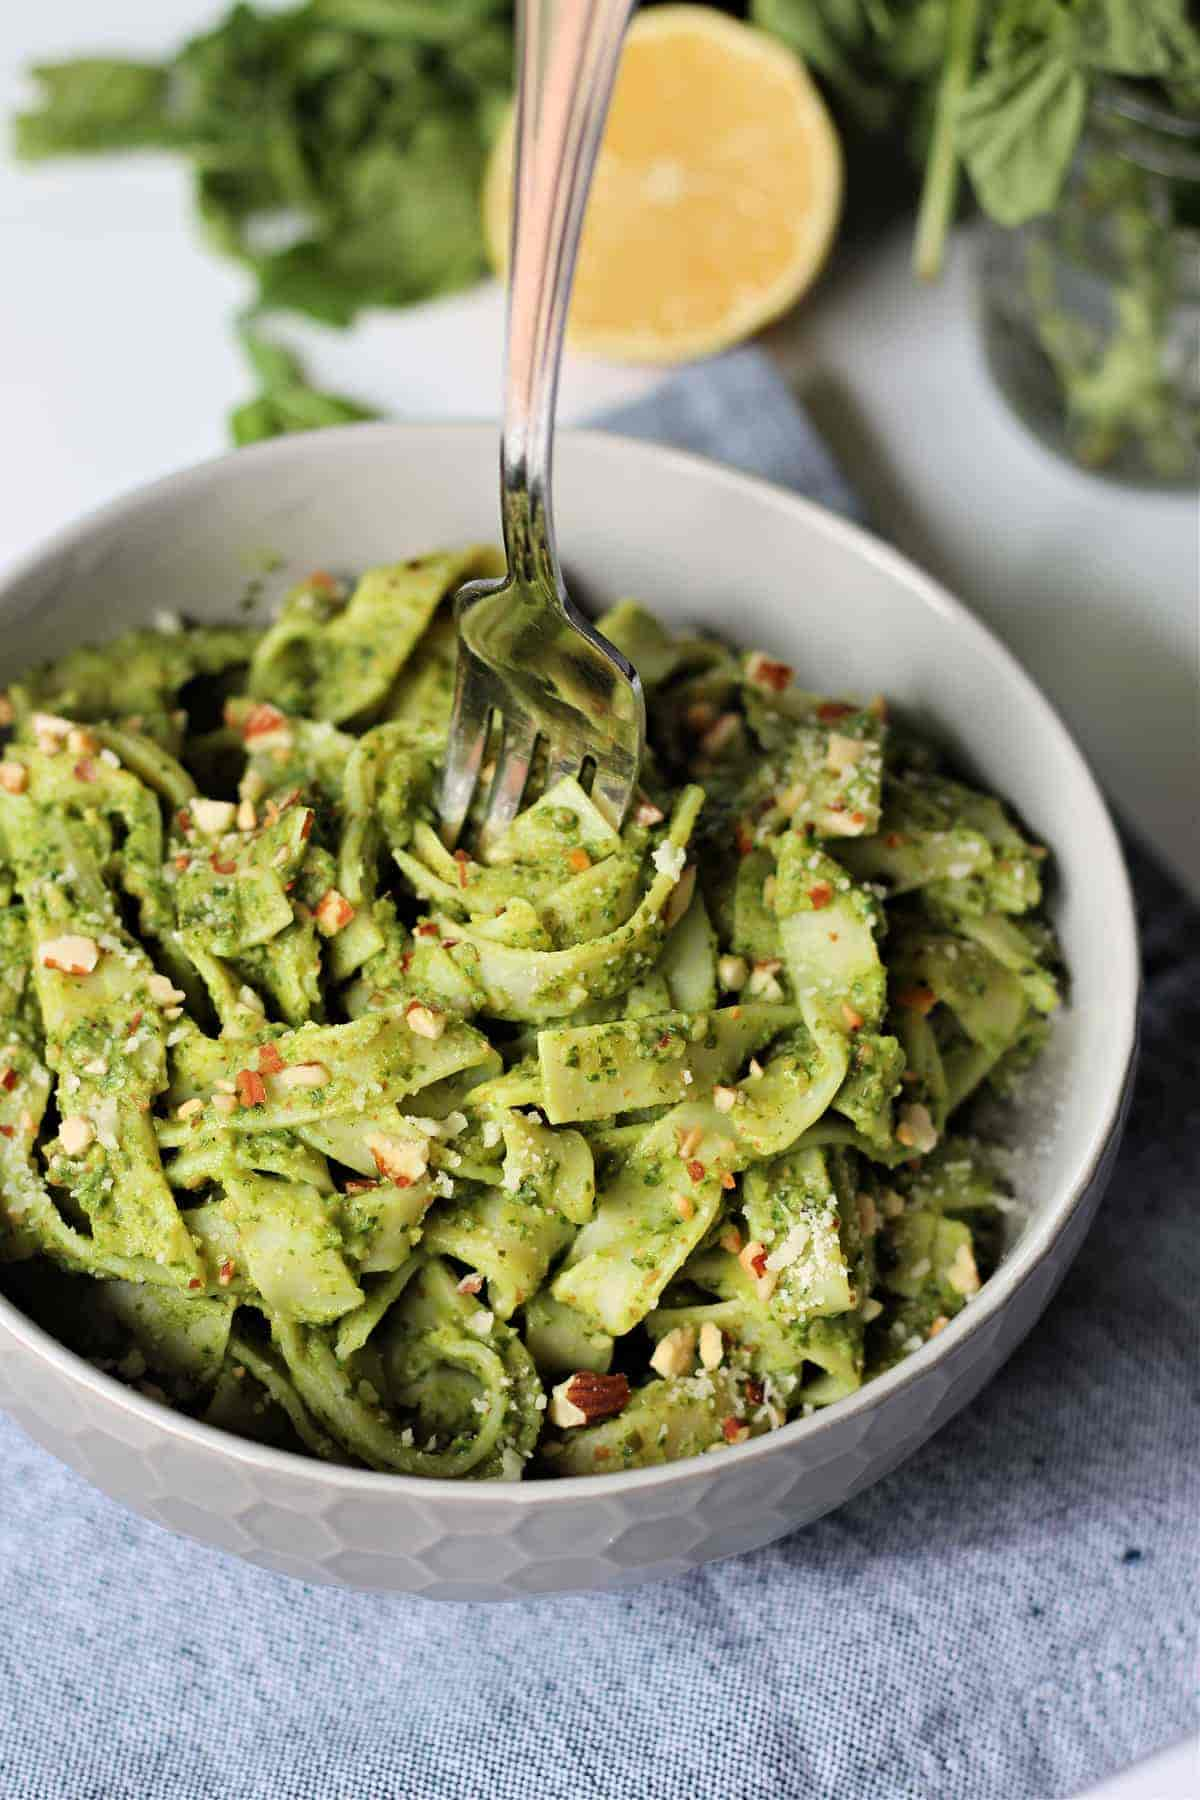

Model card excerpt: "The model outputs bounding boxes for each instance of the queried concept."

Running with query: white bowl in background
[0,425,1138,1600]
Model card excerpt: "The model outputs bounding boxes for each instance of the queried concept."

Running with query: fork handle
[502,0,634,592]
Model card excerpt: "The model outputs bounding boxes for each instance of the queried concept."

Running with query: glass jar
[976,82,1200,488]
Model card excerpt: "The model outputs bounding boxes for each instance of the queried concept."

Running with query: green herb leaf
[230,322,378,446]
[13,59,172,158]
[957,41,1088,225]
[1076,0,1200,77]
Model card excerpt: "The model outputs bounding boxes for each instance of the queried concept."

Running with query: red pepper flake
[567,847,592,874]
[415,922,439,938]
[236,1069,267,1108]
[307,570,339,594]
[720,1171,736,1191]
[745,1379,765,1407]
[896,985,937,1015]
[748,1246,769,1279]
[176,809,192,832]
[735,820,754,858]
[686,1159,706,1183]
[440,938,458,950]
[842,1004,864,1032]
[343,1178,380,1194]
[817,701,853,722]
[217,1259,236,1286]
[210,854,237,876]
[174,854,191,873]
[885,832,907,850]
[453,849,470,889]
[241,703,286,742]
[721,1416,745,1443]
[187,1277,203,1290]
[73,759,97,784]
[850,811,866,827]
[299,809,314,841]
[656,1033,675,1051]
[400,952,413,973]
[0,1068,17,1092]
[808,882,833,909]
[126,1011,143,1037]
[257,1043,285,1075]
[0,1125,13,1138]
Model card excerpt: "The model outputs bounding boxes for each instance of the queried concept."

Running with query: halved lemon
[482,4,843,364]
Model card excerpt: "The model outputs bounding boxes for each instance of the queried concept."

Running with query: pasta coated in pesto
[0,552,1060,1480]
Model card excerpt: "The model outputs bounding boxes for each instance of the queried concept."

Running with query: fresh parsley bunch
[16,0,513,324]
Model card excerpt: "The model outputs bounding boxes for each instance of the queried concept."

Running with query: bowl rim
[0,420,1140,1505]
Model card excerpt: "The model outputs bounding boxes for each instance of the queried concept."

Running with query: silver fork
[438,0,644,857]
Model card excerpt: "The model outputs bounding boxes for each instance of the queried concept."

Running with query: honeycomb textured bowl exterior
[0,425,1138,1600]
[0,1069,1128,1602]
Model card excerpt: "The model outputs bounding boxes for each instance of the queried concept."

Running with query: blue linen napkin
[1,349,1195,1800]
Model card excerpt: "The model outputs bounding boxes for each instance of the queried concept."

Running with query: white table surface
[1,7,1197,1793]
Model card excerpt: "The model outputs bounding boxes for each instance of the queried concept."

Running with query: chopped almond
[649,1326,696,1379]
[673,1192,694,1221]
[0,762,27,795]
[273,1062,330,1092]
[32,712,72,744]
[896,1102,938,1154]
[147,974,187,1008]
[717,954,748,992]
[712,1085,738,1114]
[212,1093,238,1118]
[405,1001,446,1041]
[676,1125,703,1158]
[190,798,236,835]
[634,795,665,827]
[366,1132,428,1187]
[550,1371,630,1428]
[39,934,100,976]
[456,1272,484,1296]
[240,703,289,746]
[745,652,793,693]
[59,1115,95,1156]
[175,1098,205,1122]
[720,1223,743,1255]
[315,888,356,938]
[698,1322,724,1370]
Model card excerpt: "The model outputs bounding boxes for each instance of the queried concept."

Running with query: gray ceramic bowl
[0,425,1138,1600]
